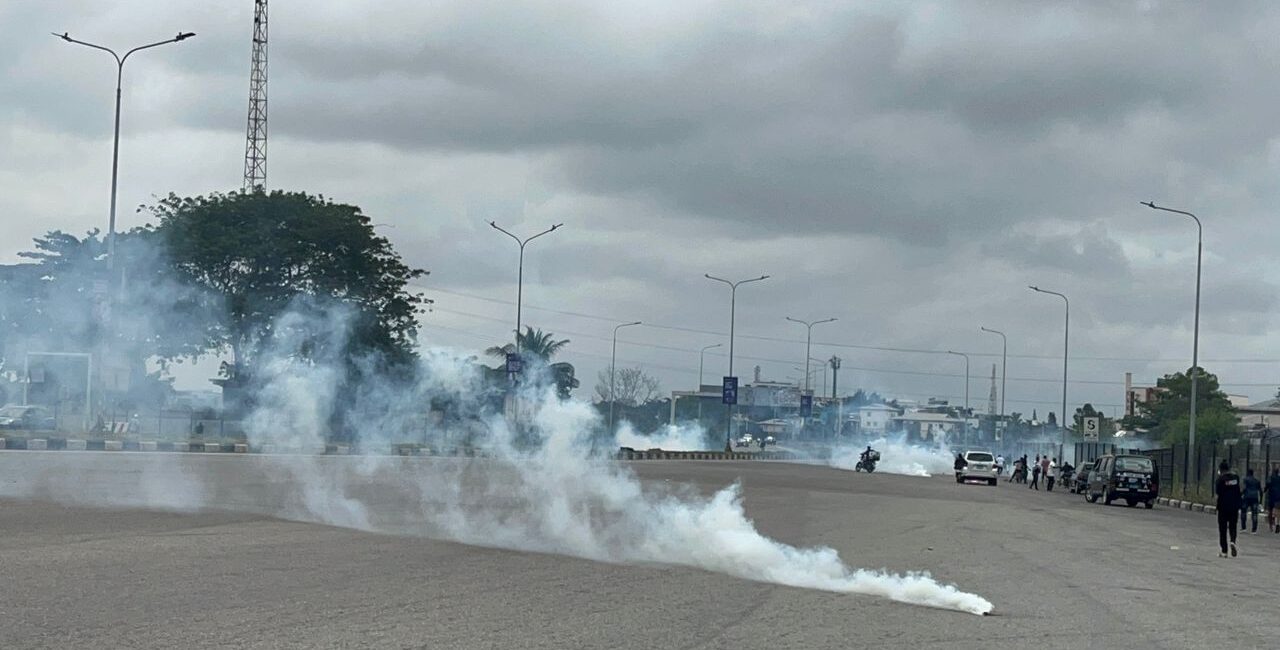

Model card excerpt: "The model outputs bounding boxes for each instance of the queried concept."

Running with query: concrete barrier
[233,443,249,453]
[103,440,123,451]
[1191,503,1205,512]
[28,439,47,451]
[0,438,6,450]
[65,439,87,451]
[171,442,190,452]
[203,442,222,453]
[1168,500,1182,509]
[1204,505,1217,514]
[139,441,158,452]
[331,444,351,455]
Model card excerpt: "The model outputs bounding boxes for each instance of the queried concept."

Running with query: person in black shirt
[1241,468,1262,534]
[1267,466,1280,534]
[1215,461,1242,558]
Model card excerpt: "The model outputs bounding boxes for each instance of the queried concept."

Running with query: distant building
[854,403,899,436]
[1236,398,1280,430]
[891,411,961,444]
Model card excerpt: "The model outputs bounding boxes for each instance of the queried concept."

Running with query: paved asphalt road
[1,452,1278,649]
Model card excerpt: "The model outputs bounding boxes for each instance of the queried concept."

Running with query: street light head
[54,32,71,41]
[1141,201,1157,209]
[176,32,196,41]
[488,220,498,228]
[1028,285,1040,292]
[550,223,564,231]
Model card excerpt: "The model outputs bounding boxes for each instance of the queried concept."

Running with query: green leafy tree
[1122,367,1237,444]
[145,189,429,374]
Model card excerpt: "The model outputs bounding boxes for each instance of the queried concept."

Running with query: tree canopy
[485,326,578,398]
[1122,367,1238,444]
[144,189,429,374]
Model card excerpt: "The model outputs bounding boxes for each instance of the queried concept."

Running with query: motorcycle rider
[860,445,878,463]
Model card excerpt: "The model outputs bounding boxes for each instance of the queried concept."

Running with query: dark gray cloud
[5,0,1280,410]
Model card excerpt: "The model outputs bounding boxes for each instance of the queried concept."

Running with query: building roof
[892,412,962,423]
[857,403,898,412]
[1243,399,1280,413]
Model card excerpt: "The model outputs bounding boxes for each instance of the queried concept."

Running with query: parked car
[1085,454,1158,508]
[956,450,999,486]
[1072,459,1098,493]
[0,404,56,431]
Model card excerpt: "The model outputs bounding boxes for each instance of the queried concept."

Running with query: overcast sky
[4,1,1280,418]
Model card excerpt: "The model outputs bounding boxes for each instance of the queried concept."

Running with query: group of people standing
[1008,454,1069,491]
[1215,463,1280,558]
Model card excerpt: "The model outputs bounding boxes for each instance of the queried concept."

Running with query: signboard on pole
[799,393,813,417]
[1083,417,1100,440]
[505,353,523,375]
[722,376,738,405]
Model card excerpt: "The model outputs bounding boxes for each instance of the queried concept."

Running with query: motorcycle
[1060,466,1075,489]
[855,450,880,473]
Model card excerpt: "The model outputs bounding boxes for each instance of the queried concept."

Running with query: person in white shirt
[995,454,1005,475]
[1046,458,1058,491]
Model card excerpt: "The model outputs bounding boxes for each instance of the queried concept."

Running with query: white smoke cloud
[613,421,710,451]
[0,253,993,615]
[828,434,956,478]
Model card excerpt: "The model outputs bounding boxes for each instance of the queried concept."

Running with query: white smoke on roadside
[828,434,955,477]
[614,421,710,451]
[0,291,994,616]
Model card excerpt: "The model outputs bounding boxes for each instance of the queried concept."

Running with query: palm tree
[486,327,578,398]
[486,326,570,362]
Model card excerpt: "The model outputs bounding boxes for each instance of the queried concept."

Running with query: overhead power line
[414,284,1280,366]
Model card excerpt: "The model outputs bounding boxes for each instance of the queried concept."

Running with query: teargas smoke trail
[614,421,709,451]
[828,435,956,477]
[0,298,993,616]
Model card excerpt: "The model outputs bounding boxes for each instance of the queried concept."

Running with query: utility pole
[608,321,642,434]
[705,274,770,451]
[1029,286,1069,447]
[947,351,970,444]
[1141,202,1203,457]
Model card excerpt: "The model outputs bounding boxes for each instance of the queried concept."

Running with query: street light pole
[697,343,722,424]
[1142,201,1203,455]
[946,351,970,444]
[705,274,770,451]
[608,321,642,433]
[980,327,1007,417]
[784,317,837,394]
[1030,286,1069,446]
[489,222,563,354]
[54,31,196,277]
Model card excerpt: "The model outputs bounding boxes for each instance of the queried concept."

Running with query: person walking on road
[1241,468,1262,534]
[1029,456,1042,490]
[1267,466,1280,534]
[1215,461,1242,558]
[1046,458,1058,492]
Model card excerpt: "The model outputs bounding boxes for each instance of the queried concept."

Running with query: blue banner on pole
[506,353,524,375]
[722,376,738,405]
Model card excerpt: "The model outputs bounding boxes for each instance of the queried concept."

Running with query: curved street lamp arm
[704,273,733,288]
[1142,201,1201,228]
[524,223,564,246]
[122,34,194,63]
[488,221,523,246]
[54,33,121,63]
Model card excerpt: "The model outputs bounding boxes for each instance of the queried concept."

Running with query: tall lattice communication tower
[243,0,268,190]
